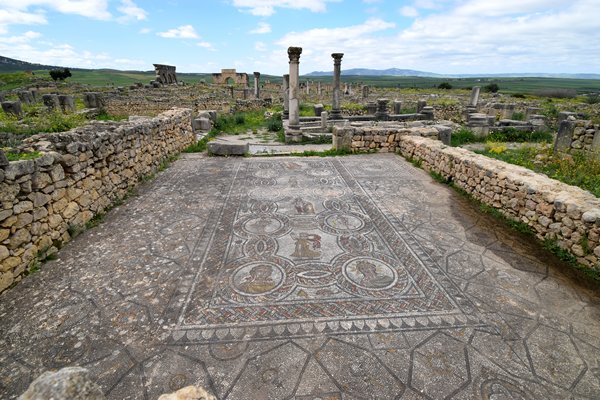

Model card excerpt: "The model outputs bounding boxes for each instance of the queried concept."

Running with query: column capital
[332,53,344,64]
[288,47,302,62]
[253,72,261,77]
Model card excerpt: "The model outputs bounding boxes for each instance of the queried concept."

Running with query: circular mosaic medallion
[306,168,334,177]
[233,213,290,238]
[335,254,409,297]
[319,211,371,235]
[231,262,285,296]
[248,188,282,202]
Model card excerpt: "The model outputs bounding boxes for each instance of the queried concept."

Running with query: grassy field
[2,68,599,95]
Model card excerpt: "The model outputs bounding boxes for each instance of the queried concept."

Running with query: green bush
[585,93,600,104]
[484,83,499,93]
[437,82,452,89]
[266,113,283,132]
[450,128,483,146]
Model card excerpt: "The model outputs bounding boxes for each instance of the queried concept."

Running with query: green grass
[95,111,128,121]
[450,127,553,147]
[292,148,353,157]
[3,150,41,161]
[0,105,88,135]
[477,146,600,197]
[0,71,49,91]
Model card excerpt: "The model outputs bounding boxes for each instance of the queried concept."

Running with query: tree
[438,82,452,89]
[484,83,499,93]
[49,68,72,81]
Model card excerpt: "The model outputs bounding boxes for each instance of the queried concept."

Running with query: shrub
[511,111,525,121]
[234,113,245,125]
[585,93,600,104]
[49,68,72,81]
[266,113,283,132]
[437,82,452,89]
[484,83,499,93]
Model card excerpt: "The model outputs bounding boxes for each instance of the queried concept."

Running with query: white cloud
[255,41,267,51]
[157,25,199,39]
[0,0,112,20]
[400,6,419,17]
[197,41,215,51]
[0,8,47,34]
[232,0,341,16]
[0,30,41,43]
[117,0,147,22]
[139,27,151,34]
[250,22,271,34]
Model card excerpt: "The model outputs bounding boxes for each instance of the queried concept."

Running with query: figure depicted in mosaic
[294,197,315,214]
[290,233,321,259]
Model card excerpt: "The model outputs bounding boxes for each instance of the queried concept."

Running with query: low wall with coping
[0,108,195,293]
[398,135,600,270]
[333,122,453,153]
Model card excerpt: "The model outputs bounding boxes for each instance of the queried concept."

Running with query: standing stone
[558,112,577,124]
[306,81,310,95]
[591,130,600,159]
[469,86,481,107]
[58,95,75,113]
[314,104,324,117]
[375,99,389,121]
[42,94,60,110]
[17,91,33,104]
[330,53,343,120]
[287,46,302,132]
[321,111,328,129]
[393,100,402,115]
[468,113,490,137]
[421,106,435,120]
[366,102,377,115]
[417,100,427,113]
[317,81,322,95]
[554,120,575,152]
[437,126,452,145]
[282,74,290,120]
[362,85,369,100]
[2,101,23,117]
[83,92,104,109]
[253,72,260,99]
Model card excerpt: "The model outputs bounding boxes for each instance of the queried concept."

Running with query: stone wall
[333,122,453,153]
[397,135,600,270]
[554,118,600,155]
[0,108,196,293]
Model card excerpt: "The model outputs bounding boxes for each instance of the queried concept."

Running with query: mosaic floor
[1,154,599,399]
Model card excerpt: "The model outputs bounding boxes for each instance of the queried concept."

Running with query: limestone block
[58,95,75,113]
[18,367,105,400]
[2,101,23,117]
[158,385,216,400]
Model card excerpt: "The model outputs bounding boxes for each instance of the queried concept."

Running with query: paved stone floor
[1,154,599,400]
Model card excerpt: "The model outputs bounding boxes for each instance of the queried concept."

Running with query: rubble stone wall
[333,123,448,153]
[0,108,195,293]
[398,135,600,270]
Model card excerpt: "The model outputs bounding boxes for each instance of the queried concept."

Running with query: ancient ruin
[153,64,177,85]
[212,68,249,85]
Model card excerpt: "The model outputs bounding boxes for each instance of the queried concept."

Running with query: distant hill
[306,67,600,80]
[0,55,65,72]
[305,68,443,78]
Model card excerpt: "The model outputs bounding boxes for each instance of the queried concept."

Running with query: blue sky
[0,0,599,75]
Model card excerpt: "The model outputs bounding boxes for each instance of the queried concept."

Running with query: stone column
[283,74,290,120]
[417,100,427,113]
[469,86,480,107]
[253,72,260,99]
[288,46,302,131]
[393,100,402,114]
[375,99,389,120]
[317,82,322,95]
[330,53,343,120]
[306,81,310,95]
[362,85,369,100]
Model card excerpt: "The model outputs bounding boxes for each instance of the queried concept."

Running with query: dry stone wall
[0,108,195,293]
[333,122,454,153]
[554,118,600,155]
[398,136,600,270]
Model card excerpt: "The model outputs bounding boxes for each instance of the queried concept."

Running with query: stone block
[42,94,60,110]
[2,101,23,117]
[19,367,105,400]
[192,117,212,132]
[58,95,75,113]
[554,120,574,153]
[314,104,324,116]
[207,140,249,156]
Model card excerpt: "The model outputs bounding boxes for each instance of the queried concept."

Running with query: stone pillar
[283,74,290,120]
[317,82,322,95]
[306,81,310,95]
[469,86,481,107]
[467,113,490,137]
[591,130,600,158]
[228,85,234,98]
[417,100,427,113]
[330,53,343,120]
[287,46,302,132]
[321,111,328,129]
[253,72,260,99]
[314,104,324,116]
[393,100,402,114]
[362,85,369,100]
[366,102,377,115]
[375,99,389,120]
[421,106,435,120]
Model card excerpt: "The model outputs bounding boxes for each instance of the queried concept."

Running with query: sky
[0,0,599,75]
